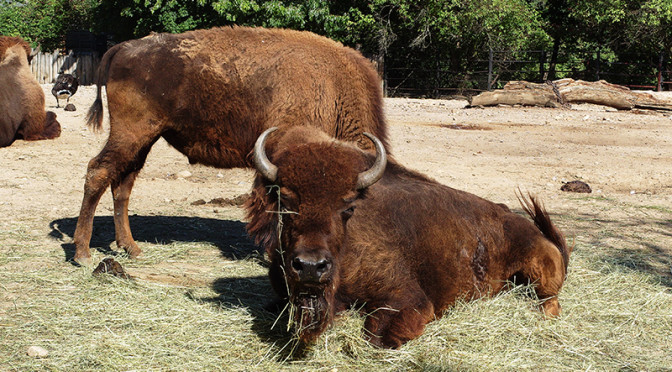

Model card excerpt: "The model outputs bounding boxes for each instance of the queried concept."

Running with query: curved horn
[253,127,278,182]
[356,132,387,189]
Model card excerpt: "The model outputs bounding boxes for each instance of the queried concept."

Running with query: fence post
[487,47,493,91]
[658,51,664,92]
[595,48,601,81]
[383,57,388,97]
[540,50,546,81]
[434,58,440,98]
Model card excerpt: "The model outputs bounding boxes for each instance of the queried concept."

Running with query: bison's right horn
[254,127,278,182]
[356,133,387,189]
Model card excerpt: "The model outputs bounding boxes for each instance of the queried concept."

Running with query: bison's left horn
[254,127,278,182]
[356,133,387,189]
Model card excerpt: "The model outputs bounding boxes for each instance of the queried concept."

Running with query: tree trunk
[469,78,672,111]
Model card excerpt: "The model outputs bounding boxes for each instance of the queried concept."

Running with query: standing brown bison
[246,126,572,349]
[73,26,388,266]
[0,36,60,147]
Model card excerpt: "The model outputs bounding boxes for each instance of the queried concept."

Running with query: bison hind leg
[73,129,160,265]
[513,238,566,318]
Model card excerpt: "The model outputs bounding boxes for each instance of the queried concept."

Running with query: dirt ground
[2,85,672,286]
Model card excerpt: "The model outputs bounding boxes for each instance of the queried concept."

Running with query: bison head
[248,127,386,343]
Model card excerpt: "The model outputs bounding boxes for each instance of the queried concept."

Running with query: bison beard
[289,285,334,342]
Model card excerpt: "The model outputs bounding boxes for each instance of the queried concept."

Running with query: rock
[27,346,49,358]
[560,180,592,193]
[178,170,192,178]
[64,103,76,111]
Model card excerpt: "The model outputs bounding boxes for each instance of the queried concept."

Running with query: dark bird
[51,73,79,108]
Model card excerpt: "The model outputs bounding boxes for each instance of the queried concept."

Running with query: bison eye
[341,206,356,220]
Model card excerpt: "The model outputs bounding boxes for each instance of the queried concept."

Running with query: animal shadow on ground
[192,275,308,359]
[48,215,262,264]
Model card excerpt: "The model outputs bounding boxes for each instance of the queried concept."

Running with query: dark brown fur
[92,257,132,279]
[0,36,60,147]
[246,127,572,348]
[73,26,388,265]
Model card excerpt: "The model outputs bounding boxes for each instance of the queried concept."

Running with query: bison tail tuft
[86,97,104,132]
[516,190,572,273]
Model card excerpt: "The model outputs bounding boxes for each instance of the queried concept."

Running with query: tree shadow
[572,211,672,287]
[49,215,262,264]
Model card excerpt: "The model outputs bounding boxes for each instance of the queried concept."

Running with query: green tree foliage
[0,0,98,51]
[2,0,669,90]
[88,0,377,49]
[361,0,550,91]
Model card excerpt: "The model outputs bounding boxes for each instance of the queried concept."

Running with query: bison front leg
[18,112,61,141]
[363,297,435,348]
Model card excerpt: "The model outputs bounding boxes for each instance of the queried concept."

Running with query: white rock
[27,346,48,358]
[178,170,192,178]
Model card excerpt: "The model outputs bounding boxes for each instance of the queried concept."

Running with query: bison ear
[244,176,280,257]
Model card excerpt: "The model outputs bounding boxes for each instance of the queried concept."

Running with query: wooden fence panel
[30,50,99,85]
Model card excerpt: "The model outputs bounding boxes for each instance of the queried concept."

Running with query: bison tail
[86,42,124,132]
[86,97,104,132]
[517,190,572,273]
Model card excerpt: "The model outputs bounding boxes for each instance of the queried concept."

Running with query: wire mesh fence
[383,49,671,98]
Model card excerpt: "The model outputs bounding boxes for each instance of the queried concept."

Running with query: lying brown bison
[0,36,60,147]
[246,126,572,348]
[72,26,388,266]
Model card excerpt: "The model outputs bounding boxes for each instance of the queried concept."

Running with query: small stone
[27,346,49,358]
[191,199,206,206]
[64,103,76,111]
[178,170,192,178]
[561,180,592,193]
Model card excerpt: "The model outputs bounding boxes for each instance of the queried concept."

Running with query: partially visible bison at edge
[246,126,572,348]
[72,26,389,266]
[0,36,60,148]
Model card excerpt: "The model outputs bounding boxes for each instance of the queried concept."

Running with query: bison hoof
[73,255,93,267]
[541,297,561,318]
[124,246,142,259]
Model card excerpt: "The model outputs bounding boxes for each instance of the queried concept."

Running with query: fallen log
[470,78,672,111]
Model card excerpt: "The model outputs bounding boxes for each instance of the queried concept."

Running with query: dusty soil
[2,85,672,290]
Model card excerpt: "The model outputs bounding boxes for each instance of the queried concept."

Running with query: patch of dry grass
[1,201,672,371]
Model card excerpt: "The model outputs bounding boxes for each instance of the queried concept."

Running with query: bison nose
[291,256,332,283]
